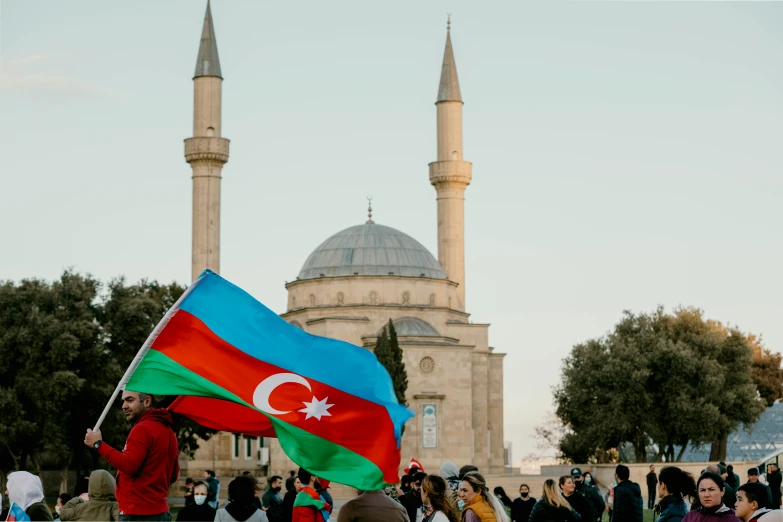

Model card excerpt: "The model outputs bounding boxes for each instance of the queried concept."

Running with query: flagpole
[92,271,210,431]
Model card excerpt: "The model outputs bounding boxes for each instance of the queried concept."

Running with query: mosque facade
[184,2,505,479]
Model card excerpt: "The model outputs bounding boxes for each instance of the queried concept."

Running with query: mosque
[183,1,506,479]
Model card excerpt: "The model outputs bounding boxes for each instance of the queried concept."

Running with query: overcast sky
[2,0,782,465]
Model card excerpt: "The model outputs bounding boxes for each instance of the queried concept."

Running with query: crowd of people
[3,389,783,522]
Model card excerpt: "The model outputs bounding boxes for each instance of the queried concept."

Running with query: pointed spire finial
[437,16,462,103]
[194,0,222,79]
[366,196,374,224]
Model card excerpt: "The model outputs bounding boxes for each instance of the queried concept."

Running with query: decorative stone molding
[184,137,230,165]
[402,291,410,305]
[308,294,315,306]
[369,291,377,305]
[419,356,435,374]
[336,292,344,306]
[428,160,472,188]
[413,393,445,400]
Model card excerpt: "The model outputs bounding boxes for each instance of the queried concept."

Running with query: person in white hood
[6,471,54,521]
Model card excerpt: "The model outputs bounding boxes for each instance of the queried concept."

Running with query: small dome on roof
[379,317,440,337]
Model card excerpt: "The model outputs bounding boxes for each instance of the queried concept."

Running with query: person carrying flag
[293,468,331,522]
[84,390,179,521]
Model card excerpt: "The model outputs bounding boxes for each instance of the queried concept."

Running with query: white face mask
[457,500,465,510]
[55,506,61,515]
[194,495,207,506]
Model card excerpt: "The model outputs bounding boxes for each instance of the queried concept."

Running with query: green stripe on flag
[293,491,325,510]
[127,349,388,490]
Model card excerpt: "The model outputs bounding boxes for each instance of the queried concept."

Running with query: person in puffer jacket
[682,472,741,522]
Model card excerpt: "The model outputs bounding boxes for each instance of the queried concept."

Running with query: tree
[374,319,408,406]
[554,307,766,463]
[749,338,783,407]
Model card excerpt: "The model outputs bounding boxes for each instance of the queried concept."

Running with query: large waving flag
[122,270,413,490]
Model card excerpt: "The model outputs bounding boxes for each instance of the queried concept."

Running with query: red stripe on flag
[168,396,276,437]
[152,309,400,473]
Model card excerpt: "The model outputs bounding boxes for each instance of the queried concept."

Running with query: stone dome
[378,317,440,337]
[297,223,446,280]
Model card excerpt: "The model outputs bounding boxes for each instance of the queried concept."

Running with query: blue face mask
[585,477,592,484]
[457,500,465,510]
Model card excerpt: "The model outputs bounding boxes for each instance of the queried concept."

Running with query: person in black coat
[647,465,659,510]
[560,476,591,522]
[511,484,536,522]
[399,472,426,522]
[529,479,581,522]
[613,465,643,522]
[767,463,782,509]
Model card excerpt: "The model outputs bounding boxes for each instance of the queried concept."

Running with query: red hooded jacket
[97,408,180,515]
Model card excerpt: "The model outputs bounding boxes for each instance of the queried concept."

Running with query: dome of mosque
[377,317,440,337]
[297,223,446,280]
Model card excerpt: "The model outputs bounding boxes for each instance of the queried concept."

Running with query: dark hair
[558,475,573,487]
[186,478,194,484]
[520,483,530,490]
[270,475,283,484]
[748,467,760,476]
[205,470,216,477]
[401,475,413,487]
[494,486,509,498]
[459,465,478,479]
[413,471,428,484]
[697,471,725,491]
[616,465,630,481]
[658,467,696,498]
[193,481,206,489]
[409,467,421,475]
[422,476,459,522]
[58,493,73,504]
[289,470,296,477]
[727,465,734,471]
[298,467,312,485]
[228,475,258,504]
[738,482,773,509]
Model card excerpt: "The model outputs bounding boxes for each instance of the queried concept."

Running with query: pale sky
[2,0,782,464]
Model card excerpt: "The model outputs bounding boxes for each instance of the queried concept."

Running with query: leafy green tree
[554,307,766,463]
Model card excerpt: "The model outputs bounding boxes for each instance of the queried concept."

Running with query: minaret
[429,18,471,311]
[185,0,230,281]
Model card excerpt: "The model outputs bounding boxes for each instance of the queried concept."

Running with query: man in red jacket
[85,390,179,521]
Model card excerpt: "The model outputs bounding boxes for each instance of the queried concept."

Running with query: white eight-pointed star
[298,396,334,421]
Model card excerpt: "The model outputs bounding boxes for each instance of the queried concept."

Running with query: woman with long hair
[422,475,459,522]
[457,472,509,522]
[529,479,579,522]
[682,472,741,522]
[582,472,597,488]
[655,467,697,522]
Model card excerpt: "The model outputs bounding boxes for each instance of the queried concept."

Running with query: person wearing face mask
[582,474,597,489]
[55,493,74,520]
[261,476,284,522]
[177,482,216,522]
[6,471,54,521]
[570,468,604,522]
[510,484,535,522]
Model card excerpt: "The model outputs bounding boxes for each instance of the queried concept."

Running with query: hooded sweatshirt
[681,504,742,522]
[59,469,119,522]
[96,408,180,516]
[7,471,54,522]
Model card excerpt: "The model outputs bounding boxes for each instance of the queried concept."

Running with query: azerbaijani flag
[6,502,31,522]
[121,270,413,490]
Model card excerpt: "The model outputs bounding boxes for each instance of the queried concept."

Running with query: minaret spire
[186,0,230,281]
[194,0,222,79]
[437,16,462,103]
[429,19,471,311]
